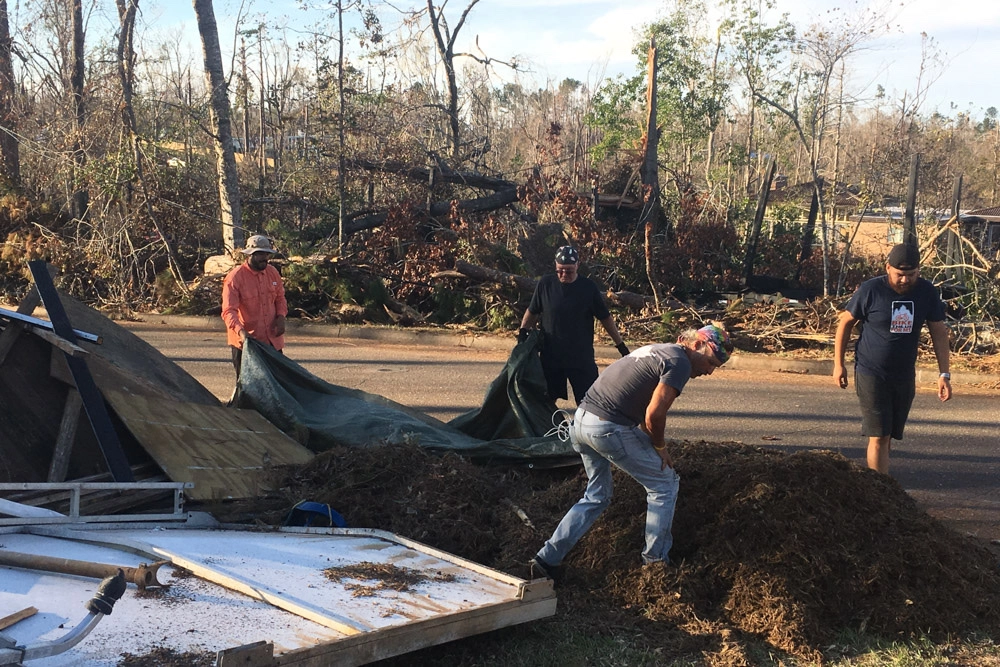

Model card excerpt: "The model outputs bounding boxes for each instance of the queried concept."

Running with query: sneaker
[529,556,560,581]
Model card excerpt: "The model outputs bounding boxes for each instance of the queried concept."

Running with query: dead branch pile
[197,441,1000,665]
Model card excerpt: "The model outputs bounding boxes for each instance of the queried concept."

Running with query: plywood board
[105,390,313,500]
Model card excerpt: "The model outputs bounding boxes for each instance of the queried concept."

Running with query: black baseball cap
[887,243,919,270]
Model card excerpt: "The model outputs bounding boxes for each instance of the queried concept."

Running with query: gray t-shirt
[579,344,692,426]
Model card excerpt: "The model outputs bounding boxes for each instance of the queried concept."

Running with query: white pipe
[0,499,65,519]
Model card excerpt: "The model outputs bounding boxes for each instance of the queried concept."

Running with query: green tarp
[235,332,578,467]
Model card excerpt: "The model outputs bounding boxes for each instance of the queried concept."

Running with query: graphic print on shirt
[890,301,915,334]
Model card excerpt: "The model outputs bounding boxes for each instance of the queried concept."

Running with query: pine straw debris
[324,561,456,597]
[208,441,1000,664]
[118,646,215,666]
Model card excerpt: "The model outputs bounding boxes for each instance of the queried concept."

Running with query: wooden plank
[0,306,101,343]
[217,641,275,667]
[28,261,133,482]
[276,596,557,667]
[104,390,313,500]
[48,389,84,482]
[0,606,38,631]
[30,327,89,357]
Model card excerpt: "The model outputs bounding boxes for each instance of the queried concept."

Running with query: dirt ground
[188,439,1000,667]
[53,315,998,666]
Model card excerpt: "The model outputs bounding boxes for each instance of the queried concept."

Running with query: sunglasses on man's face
[556,267,577,275]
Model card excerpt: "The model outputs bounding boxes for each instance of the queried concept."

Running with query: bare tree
[193,0,243,254]
[69,0,87,219]
[753,3,892,294]
[0,0,20,190]
[115,0,187,291]
[422,0,516,163]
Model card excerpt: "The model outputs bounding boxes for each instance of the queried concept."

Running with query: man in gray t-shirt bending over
[530,324,733,581]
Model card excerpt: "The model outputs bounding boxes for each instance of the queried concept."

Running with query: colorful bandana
[693,324,732,363]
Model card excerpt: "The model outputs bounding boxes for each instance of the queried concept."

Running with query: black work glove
[517,328,529,344]
[616,342,630,357]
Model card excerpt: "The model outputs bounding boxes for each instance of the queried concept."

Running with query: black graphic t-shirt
[845,275,945,380]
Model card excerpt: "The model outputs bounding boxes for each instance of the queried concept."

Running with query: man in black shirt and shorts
[833,243,952,474]
[518,246,629,405]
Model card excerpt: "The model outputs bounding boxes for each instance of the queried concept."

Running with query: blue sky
[147,0,1000,117]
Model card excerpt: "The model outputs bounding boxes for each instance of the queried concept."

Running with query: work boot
[529,556,561,582]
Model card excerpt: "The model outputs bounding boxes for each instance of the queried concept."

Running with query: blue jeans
[537,408,681,566]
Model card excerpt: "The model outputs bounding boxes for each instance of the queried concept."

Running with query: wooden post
[591,177,599,220]
[795,190,820,283]
[640,38,662,312]
[744,156,777,284]
[903,154,920,248]
[949,175,964,282]
[49,388,83,482]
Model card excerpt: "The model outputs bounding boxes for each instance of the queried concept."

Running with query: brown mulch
[192,441,1000,665]
[324,561,456,597]
[118,647,215,666]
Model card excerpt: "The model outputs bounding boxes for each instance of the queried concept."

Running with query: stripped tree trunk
[0,0,20,190]
[70,0,88,220]
[640,39,663,312]
[193,0,243,254]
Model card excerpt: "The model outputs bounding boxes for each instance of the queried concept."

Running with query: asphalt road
[121,318,1000,545]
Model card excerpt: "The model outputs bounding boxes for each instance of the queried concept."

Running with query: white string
[544,409,574,442]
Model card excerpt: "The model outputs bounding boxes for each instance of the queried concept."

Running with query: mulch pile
[191,441,1000,665]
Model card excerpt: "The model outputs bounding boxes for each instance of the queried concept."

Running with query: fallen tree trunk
[454,260,538,293]
[606,290,685,311]
[453,261,678,313]
[345,158,517,191]
[344,189,518,237]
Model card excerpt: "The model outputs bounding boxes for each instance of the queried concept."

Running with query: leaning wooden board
[104,390,313,500]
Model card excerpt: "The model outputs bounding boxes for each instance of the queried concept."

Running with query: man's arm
[221,278,245,341]
[833,311,857,389]
[644,382,680,470]
[926,319,952,402]
[598,315,629,356]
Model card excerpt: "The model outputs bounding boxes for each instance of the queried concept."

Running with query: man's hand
[517,328,529,344]
[833,363,848,389]
[654,445,673,470]
[273,315,286,337]
[238,329,248,344]
[616,341,630,357]
[938,376,952,402]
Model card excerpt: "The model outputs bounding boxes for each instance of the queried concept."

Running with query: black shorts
[542,362,598,405]
[855,371,915,440]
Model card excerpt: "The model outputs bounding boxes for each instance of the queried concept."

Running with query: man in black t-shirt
[518,246,629,404]
[833,243,952,474]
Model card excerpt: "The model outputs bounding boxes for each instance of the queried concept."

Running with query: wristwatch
[939,372,951,380]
